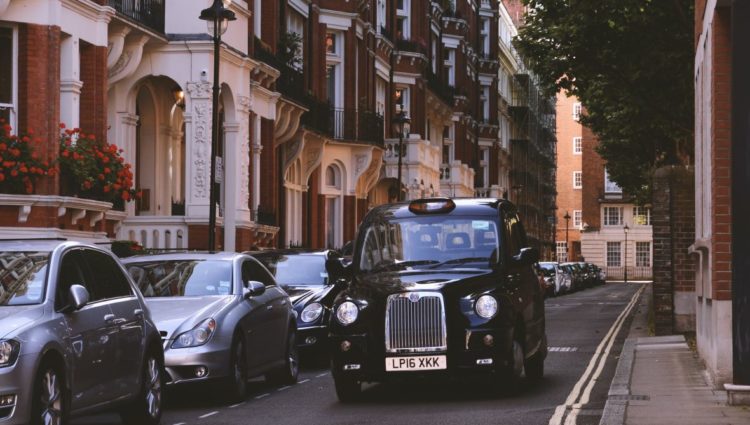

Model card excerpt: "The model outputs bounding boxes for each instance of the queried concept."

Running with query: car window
[257,255,328,285]
[83,250,133,299]
[125,260,233,297]
[243,259,276,287]
[0,251,49,306]
[56,249,104,309]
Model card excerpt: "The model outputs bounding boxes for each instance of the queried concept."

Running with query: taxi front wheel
[333,368,361,402]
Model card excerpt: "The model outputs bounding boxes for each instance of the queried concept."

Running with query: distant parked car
[250,249,346,359]
[538,262,571,296]
[595,265,607,284]
[0,239,164,425]
[123,252,298,402]
[560,262,585,291]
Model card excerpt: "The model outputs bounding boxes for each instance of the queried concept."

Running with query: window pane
[0,28,12,104]
[606,242,621,267]
[84,250,133,299]
[636,242,651,267]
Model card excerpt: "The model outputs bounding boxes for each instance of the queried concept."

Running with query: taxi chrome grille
[385,292,447,353]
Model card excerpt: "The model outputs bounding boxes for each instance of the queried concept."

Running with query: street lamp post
[624,224,629,283]
[392,106,411,201]
[563,211,571,262]
[199,0,236,251]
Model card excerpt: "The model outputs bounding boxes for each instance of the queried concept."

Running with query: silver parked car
[122,252,299,402]
[0,239,164,425]
[538,262,572,296]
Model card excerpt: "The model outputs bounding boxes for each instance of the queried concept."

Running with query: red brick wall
[555,93,583,256]
[711,8,732,301]
[343,195,356,243]
[581,124,604,233]
[79,41,108,143]
[259,118,278,224]
[17,24,61,196]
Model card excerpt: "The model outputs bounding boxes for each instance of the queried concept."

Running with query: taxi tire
[332,369,361,402]
[524,351,544,381]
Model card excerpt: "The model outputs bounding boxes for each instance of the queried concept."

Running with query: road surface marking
[299,379,310,384]
[548,347,578,352]
[316,373,328,378]
[255,393,270,399]
[199,411,218,419]
[278,385,291,391]
[229,402,245,408]
[173,423,186,425]
[548,284,645,425]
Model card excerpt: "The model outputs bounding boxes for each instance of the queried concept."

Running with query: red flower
[83,180,92,189]
[59,123,66,129]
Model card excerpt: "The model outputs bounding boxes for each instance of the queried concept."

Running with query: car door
[82,249,146,398]
[239,258,268,372]
[55,248,118,410]
[245,258,289,367]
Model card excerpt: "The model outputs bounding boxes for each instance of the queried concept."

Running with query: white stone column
[251,113,262,218]
[184,82,212,218]
[223,121,240,251]
[116,112,138,217]
[171,127,184,203]
[60,36,81,129]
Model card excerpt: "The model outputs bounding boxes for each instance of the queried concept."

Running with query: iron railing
[604,266,653,281]
[109,0,165,33]
[253,38,311,107]
[300,102,384,146]
[424,70,456,106]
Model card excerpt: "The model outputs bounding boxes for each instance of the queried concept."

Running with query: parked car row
[537,261,606,297]
[0,197,548,422]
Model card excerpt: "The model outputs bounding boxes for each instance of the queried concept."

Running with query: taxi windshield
[358,216,500,272]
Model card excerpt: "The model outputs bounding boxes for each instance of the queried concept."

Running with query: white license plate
[385,355,447,371]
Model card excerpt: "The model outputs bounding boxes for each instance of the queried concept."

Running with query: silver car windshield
[359,216,500,272]
[258,255,327,286]
[0,251,49,306]
[126,260,233,297]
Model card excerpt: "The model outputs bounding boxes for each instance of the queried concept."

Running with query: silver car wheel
[288,336,300,378]
[40,369,62,425]
[145,357,162,418]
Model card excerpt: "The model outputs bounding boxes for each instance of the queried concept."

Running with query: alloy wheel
[145,357,162,418]
[40,369,62,425]
[288,334,300,378]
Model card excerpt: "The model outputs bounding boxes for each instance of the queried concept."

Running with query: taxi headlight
[336,301,359,326]
[475,295,498,319]
[300,302,324,323]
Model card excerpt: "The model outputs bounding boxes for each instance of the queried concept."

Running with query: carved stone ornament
[187,82,212,99]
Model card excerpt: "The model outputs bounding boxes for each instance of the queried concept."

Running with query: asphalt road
[74,282,645,425]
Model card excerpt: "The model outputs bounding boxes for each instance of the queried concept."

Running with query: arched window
[326,165,340,188]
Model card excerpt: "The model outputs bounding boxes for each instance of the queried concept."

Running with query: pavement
[600,283,750,425]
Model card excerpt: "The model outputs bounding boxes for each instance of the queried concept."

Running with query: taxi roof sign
[408,198,456,214]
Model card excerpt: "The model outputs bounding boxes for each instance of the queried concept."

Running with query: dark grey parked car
[122,252,299,402]
[0,239,164,425]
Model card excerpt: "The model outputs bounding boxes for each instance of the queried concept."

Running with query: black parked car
[326,198,547,401]
[250,249,345,358]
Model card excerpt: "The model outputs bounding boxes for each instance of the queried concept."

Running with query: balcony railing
[424,70,456,106]
[253,38,311,107]
[109,0,165,34]
[301,101,383,146]
[396,38,428,56]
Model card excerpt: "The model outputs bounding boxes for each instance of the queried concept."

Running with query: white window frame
[481,85,490,122]
[396,0,410,39]
[603,206,624,226]
[480,17,490,55]
[573,136,582,154]
[325,32,344,109]
[395,86,410,116]
[431,37,438,73]
[606,241,622,267]
[254,0,262,40]
[445,48,456,86]
[376,0,386,34]
[573,171,582,189]
[0,25,18,130]
[635,241,651,267]
[480,147,490,187]
[573,210,582,229]
[633,206,651,226]
[556,241,568,262]
[604,167,622,194]
[573,102,582,121]
[442,124,455,164]
[286,10,305,70]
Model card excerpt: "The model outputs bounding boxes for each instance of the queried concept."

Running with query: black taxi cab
[326,198,547,401]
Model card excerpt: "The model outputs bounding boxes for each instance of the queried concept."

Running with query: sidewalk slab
[600,284,750,425]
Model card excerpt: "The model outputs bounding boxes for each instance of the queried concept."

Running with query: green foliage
[514,0,694,201]
[277,32,303,69]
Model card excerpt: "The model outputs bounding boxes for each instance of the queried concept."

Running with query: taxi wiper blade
[429,257,490,269]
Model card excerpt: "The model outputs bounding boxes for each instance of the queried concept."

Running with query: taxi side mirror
[514,247,539,265]
[326,257,352,283]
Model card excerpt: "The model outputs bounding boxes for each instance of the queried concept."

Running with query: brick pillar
[79,41,108,143]
[17,24,61,195]
[652,165,696,335]
[343,195,356,243]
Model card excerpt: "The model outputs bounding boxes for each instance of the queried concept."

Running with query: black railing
[300,101,383,146]
[256,207,277,226]
[379,25,395,43]
[253,38,311,107]
[109,0,165,33]
[424,70,456,106]
[396,38,428,56]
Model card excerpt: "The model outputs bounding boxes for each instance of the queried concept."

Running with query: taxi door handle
[104,314,115,323]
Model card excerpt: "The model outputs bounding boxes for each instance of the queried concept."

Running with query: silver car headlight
[0,340,19,368]
[475,295,498,319]
[172,318,217,349]
[336,301,359,326]
[300,302,324,323]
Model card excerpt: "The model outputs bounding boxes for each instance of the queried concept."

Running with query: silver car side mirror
[243,281,266,299]
[69,284,89,311]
